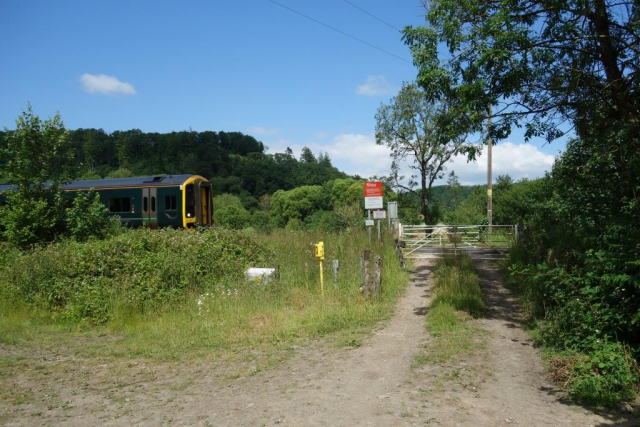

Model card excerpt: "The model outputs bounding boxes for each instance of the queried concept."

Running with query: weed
[0,227,409,363]
[416,254,487,367]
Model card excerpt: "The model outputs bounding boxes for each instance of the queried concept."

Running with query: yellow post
[314,242,325,299]
[319,259,324,299]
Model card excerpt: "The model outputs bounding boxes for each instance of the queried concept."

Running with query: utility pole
[487,103,493,227]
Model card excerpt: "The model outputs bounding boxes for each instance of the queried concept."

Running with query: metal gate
[399,224,515,259]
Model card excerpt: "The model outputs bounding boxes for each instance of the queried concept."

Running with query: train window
[165,195,177,210]
[109,197,131,213]
[185,184,195,218]
[151,196,156,212]
[143,197,148,212]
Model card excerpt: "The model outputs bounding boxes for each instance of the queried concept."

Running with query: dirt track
[1,253,638,426]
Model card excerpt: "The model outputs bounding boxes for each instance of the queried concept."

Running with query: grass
[0,226,409,362]
[415,254,487,366]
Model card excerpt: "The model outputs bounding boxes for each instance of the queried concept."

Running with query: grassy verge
[0,227,409,362]
[415,254,487,366]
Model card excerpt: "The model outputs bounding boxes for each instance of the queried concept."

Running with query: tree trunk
[590,0,635,120]
[421,171,429,225]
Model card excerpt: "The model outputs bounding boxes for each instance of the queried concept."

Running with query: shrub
[0,228,272,322]
[305,210,340,231]
[65,190,119,242]
[569,342,638,408]
[214,204,250,229]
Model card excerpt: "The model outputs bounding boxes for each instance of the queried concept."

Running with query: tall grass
[0,226,409,360]
[416,254,486,365]
[431,255,484,318]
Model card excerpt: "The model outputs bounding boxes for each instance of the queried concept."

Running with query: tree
[214,204,250,229]
[65,190,114,242]
[375,83,476,225]
[300,147,317,164]
[446,171,462,211]
[403,0,640,144]
[1,105,76,248]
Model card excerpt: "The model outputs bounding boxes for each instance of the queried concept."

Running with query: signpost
[364,181,383,209]
[364,181,384,246]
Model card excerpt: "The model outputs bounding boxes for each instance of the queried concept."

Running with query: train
[0,174,213,229]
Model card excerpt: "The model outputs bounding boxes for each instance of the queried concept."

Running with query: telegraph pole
[487,103,493,227]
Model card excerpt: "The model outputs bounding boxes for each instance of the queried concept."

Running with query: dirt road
[1,255,637,426]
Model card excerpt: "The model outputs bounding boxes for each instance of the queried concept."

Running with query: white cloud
[356,75,395,96]
[263,134,555,185]
[313,131,330,140]
[440,142,556,185]
[325,133,391,178]
[246,126,280,136]
[79,73,136,96]
[266,133,392,179]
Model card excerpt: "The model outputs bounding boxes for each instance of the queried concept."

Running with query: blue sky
[0,0,563,184]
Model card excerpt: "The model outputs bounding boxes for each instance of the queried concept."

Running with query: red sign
[364,181,383,197]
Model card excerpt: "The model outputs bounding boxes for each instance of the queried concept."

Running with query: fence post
[363,250,371,296]
[333,260,339,286]
[373,256,382,296]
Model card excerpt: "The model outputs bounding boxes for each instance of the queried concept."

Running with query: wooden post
[333,260,339,286]
[373,256,382,296]
[359,256,364,284]
[487,103,493,228]
[363,250,371,296]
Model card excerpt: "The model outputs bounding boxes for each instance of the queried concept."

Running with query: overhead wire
[339,0,401,32]
[266,0,412,64]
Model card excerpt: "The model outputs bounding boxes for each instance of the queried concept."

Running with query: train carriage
[0,174,213,229]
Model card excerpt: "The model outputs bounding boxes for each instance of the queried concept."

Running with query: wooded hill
[0,128,348,207]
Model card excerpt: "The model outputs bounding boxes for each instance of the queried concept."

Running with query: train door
[142,188,158,228]
[196,180,212,226]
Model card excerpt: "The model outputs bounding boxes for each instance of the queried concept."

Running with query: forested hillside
[0,128,348,204]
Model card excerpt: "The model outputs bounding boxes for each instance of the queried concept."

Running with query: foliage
[270,185,331,224]
[375,83,477,225]
[2,104,76,189]
[304,210,341,232]
[568,342,638,408]
[416,254,486,365]
[213,193,244,209]
[506,135,640,406]
[403,0,639,144]
[0,105,77,248]
[1,191,63,249]
[214,204,251,230]
[65,190,119,242]
[326,178,364,208]
[0,228,271,323]
[432,255,484,317]
[105,168,134,178]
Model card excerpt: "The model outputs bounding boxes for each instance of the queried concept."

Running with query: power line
[340,0,401,32]
[267,0,412,64]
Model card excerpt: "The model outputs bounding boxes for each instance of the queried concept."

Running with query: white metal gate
[398,224,515,259]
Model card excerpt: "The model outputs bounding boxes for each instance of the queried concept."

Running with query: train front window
[185,184,196,218]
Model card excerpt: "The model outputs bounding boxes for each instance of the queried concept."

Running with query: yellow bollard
[314,242,325,298]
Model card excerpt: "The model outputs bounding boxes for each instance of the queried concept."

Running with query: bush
[0,228,272,322]
[305,210,340,231]
[65,190,120,242]
[1,190,65,249]
[214,204,250,229]
[569,342,638,408]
